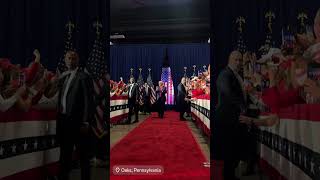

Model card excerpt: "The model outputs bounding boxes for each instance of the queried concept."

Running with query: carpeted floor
[110,111,210,180]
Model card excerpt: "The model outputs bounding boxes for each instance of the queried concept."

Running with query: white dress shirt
[128,84,134,98]
[61,68,78,114]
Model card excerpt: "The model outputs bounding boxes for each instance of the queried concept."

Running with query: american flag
[236,33,247,54]
[147,70,156,105]
[85,22,108,138]
[137,70,144,106]
[161,67,174,105]
[161,49,174,105]
[57,21,75,74]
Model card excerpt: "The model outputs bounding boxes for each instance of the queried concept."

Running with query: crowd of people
[109,64,210,122]
[213,8,320,180]
[0,50,109,180]
[176,65,210,120]
[241,11,320,120]
[0,49,59,113]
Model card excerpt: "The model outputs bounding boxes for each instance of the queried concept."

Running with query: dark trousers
[223,159,240,180]
[92,134,108,160]
[143,98,151,113]
[158,106,164,118]
[157,100,165,118]
[128,100,139,123]
[57,114,91,180]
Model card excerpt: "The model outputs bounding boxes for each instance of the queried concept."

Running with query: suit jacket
[156,87,167,103]
[212,66,248,160]
[57,69,94,125]
[143,86,151,101]
[176,83,188,112]
[128,83,139,105]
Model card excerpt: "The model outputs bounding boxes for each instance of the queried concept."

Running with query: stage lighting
[110,34,125,39]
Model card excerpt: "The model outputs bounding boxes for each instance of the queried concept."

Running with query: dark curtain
[210,0,320,106]
[0,0,110,165]
[0,0,109,71]
[110,43,210,90]
[211,0,320,72]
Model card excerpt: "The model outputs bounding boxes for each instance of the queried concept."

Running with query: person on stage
[127,77,139,123]
[143,82,151,114]
[176,77,189,121]
[156,81,166,118]
[56,50,94,180]
[213,50,247,180]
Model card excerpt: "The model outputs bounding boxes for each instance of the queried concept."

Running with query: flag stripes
[161,67,174,105]
[85,24,108,139]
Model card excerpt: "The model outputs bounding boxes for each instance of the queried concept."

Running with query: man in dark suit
[176,77,188,121]
[212,50,247,180]
[127,77,139,123]
[56,50,94,180]
[156,81,167,118]
[143,82,151,114]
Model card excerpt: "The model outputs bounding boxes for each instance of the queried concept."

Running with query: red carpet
[110,111,210,180]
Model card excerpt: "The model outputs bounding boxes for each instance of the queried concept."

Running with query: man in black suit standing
[127,77,139,123]
[176,77,188,121]
[56,50,94,180]
[143,82,151,114]
[213,50,247,180]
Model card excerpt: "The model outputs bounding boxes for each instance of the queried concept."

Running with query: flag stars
[310,160,315,174]
[304,155,307,168]
[299,152,302,164]
[11,144,17,153]
[23,141,28,151]
[311,160,318,174]
[34,140,38,149]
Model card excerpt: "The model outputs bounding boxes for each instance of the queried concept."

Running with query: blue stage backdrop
[110,43,210,93]
[0,0,109,71]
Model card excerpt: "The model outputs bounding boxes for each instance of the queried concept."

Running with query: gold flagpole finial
[265,11,275,33]
[298,12,308,27]
[236,16,246,33]
[203,65,207,71]
[65,21,75,38]
[93,20,103,36]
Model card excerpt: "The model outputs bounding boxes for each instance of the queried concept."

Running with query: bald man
[176,77,188,120]
[212,51,248,180]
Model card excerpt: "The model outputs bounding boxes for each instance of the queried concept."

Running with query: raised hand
[239,115,252,125]
[33,49,41,63]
